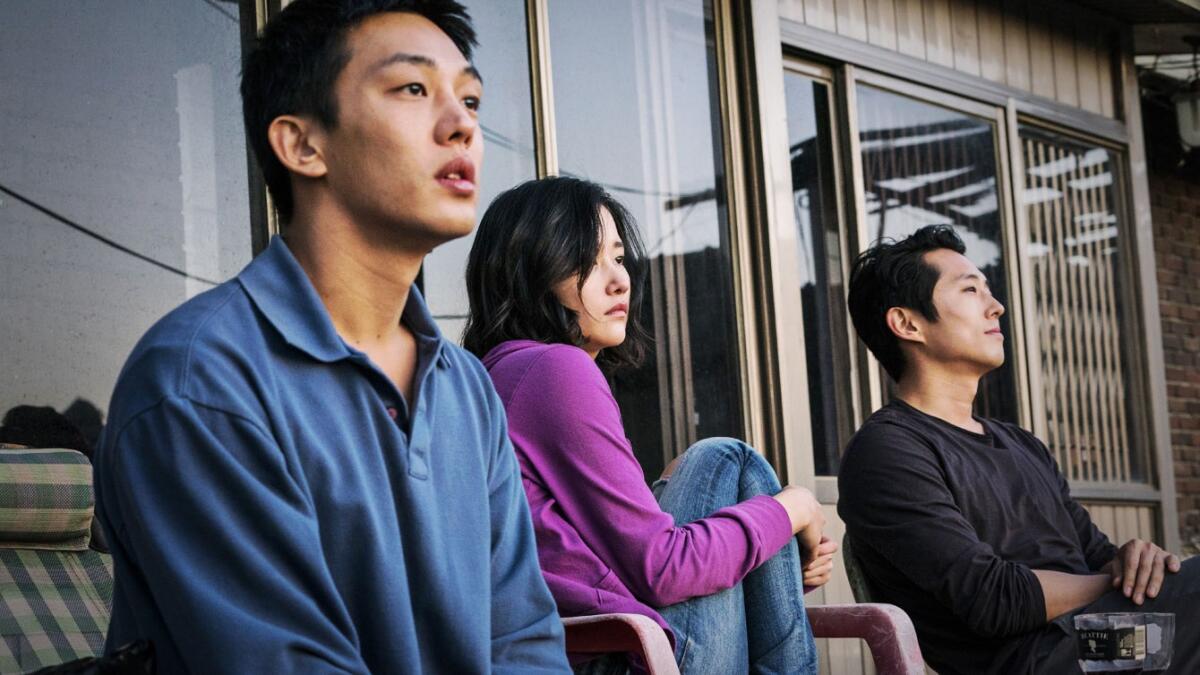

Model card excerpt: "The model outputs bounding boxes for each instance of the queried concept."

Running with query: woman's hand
[772,485,824,556]
[802,536,838,588]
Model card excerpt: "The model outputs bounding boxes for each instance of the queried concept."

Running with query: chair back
[842,531,876,604]
[0,448,113,672]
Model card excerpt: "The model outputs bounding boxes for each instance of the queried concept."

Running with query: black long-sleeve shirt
[838,400,1117,675]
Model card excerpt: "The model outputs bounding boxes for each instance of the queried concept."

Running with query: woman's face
[553,207,630,359]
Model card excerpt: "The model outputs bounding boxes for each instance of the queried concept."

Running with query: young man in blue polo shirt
[839,225,1197,674]
[93,1,569,671]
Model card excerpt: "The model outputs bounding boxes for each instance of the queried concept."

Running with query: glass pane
[783,71,854,475]
[1,3,252,449]
[856,84,1018,423]
[1020,127,1144,484]
[549,0,743,478]
[423,0,537,340]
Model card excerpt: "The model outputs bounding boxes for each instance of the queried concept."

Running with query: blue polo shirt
[94,236,568,673]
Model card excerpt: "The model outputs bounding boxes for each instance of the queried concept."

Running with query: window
[783,67,855,475]
[1020,126,1146,484]
[1,2,254,446]
[856,84,1018,423]
[549,0,743,477]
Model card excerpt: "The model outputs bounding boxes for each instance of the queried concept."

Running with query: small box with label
[1074,613,1174,672]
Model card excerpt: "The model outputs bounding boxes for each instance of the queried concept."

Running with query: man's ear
[886,306,925,345]
[267,115,328,179]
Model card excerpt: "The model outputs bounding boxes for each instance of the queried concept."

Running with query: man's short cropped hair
[847,225,967,382]
[241,0,476,223]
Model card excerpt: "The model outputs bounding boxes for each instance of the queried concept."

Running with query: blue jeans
[574,438,817,675]
[655,438,817,675]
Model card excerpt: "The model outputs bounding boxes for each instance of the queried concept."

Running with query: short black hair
[241,0,476,222]
[847,225,967,382]
[463,176,651,371]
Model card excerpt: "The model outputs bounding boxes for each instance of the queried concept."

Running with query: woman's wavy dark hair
[463,176,650,370]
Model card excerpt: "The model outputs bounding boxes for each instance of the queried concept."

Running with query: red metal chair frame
[563,602,925,675]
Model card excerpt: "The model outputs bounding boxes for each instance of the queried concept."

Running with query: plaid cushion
[0,548,113,672]
[0,449,93,551]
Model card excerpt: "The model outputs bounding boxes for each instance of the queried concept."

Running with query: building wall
[1153,173,1200,553]
[778,0,1119,117]
[1148,168,1200,553]
[1142,92,1200,553]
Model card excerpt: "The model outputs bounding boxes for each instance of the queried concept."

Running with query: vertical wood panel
[778,0,807,26]
[923,0,955,68]
[1049,4,1079,107]
[950,0,981,77]
[1002,0,1031,92]
[1082,504,1157,544]
[950,0,979,76]
[1086,504,1115,540]
[1075,19,1104,115]
[1119,506,1141,543]
[1097,30,1116,118]
[805,0,839,32]
[977,0,1006,83]
[865,0,899,50]
[1138,506,1156,542]
[835,0,869,41]
[894,0,926,59]
[1026,1,1056,99]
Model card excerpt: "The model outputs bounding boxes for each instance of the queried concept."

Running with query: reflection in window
[550,0,742,478]
[1021,127,1143,484]
[784,71,854,475]
[856,85,1018,423]
[423,0,537,340]
[0,3,251,446]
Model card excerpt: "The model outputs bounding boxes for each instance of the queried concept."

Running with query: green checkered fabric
[0,448,114,671]
[0,548,113,672]
[0,449,93,551]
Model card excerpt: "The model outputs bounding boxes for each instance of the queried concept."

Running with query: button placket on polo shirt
[406,348,440,480]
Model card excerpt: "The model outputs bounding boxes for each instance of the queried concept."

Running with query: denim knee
[682,437,781,493]
[684,436,755,464]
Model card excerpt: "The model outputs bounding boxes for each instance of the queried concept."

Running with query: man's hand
[1105,539,1182,605]
[802,535,838,588]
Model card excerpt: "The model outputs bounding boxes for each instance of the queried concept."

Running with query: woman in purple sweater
[463,177,834,674]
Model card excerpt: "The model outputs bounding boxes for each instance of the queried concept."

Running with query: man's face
[319,12,484,247]
[912,248,1006,375]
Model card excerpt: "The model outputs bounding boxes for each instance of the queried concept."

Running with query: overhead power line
[0,182,221,287]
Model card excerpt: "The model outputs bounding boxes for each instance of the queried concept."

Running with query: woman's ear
[885,306,925,345]
[267,115,328,179]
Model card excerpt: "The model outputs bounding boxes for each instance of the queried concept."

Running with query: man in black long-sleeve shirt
[839,225,1197,674]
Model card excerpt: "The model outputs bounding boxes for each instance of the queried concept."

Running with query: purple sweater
[483,340,793,637]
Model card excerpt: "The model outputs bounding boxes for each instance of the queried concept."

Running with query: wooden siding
[1084,501,1159,544]
[779,0,1118,117]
